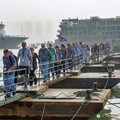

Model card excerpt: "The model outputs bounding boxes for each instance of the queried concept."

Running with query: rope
[70,89,101,120]
[93,93,120,109]
[103,62,112,89]
[103,77,109,89]
[70,99,90,120]
[41,100,46,120]
[71,103,83,120]
[23,74,44,98]
[103,60,117,89]
[73,90,100,97]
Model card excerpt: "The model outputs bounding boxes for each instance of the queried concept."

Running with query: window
[117,27,120,30]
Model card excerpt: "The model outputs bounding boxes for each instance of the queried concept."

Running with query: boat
[0,22,28,49]
[54,16,120,47]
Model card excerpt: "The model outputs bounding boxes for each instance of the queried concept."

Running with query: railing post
[38,65,41,86]
[24,69,27,94]
[5,73,9,101]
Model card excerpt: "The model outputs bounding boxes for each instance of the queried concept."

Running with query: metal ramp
[0,68,27,107]
[0,93,26,106]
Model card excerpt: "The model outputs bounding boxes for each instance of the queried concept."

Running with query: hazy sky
[0,0,120,43]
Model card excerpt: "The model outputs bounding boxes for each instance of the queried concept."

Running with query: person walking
[86,45,90,64]
[9,51,18,83]
[54,46,62,78]
[48,43,58,79]
[29,47,39,86]
[60,44,67,75]
[38,43,52,82]
[91,45,96,63]
[94,43,100,63]
[3,49,17,98]
[17,42,32,84]
[67,43,74,70]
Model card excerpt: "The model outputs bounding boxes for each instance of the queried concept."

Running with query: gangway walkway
[0,68,27,106]
[0,49,110,106]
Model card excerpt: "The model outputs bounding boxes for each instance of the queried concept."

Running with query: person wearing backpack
[38,43,52,82]
[9,51,18,83]
[3,49,17,98]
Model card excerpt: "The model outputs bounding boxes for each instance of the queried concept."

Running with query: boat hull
[0,36,28,49]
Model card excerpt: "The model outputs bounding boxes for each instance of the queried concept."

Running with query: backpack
[3,55,13,65]
[39,48,52,62]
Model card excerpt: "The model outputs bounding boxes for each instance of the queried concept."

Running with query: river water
[89,84,120,120]
[0,49,120,120]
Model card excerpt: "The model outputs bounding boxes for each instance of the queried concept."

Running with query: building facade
[55,16,120,46]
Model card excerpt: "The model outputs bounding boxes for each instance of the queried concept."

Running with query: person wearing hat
[3,49,17,98]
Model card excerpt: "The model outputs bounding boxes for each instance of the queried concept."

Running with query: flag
[58,35,67,42]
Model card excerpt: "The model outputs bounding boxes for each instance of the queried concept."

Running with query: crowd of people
[91,42,110,63]
[2,41,110,98]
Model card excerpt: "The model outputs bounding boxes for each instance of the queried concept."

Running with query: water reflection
[89,84,120,120]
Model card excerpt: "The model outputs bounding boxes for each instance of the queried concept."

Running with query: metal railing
[0,68,27,104]
[91,49,110,63]
[110,48,120,54]
[37,49,110,84]
[37,53,88,84]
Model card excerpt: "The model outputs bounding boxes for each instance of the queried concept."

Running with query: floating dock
[104,54,120,61]
[0,86,111,119]
[49,72,120,89]
[49,63,120,89]
[0,57,118,119]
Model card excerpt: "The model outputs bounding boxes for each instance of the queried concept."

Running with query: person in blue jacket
[38,43,52,82]
[3,49,17,98]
